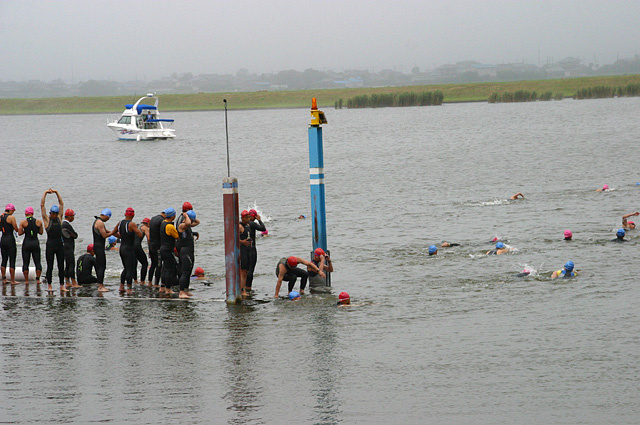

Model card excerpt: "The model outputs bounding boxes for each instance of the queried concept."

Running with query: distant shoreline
[2,75,639,115]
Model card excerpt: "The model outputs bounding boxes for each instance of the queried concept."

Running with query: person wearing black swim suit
[1,203,19,285]
[76,244,98,285]
[159,208,179,295]
[112,207,144,294]
[18,206,43,284]
[62,208,80,288]
[134,217,150,286]
[147,211,166,288]
[246,209,266,292]
[41,188,66,293]
[177,209,199,299]
[92,208,117,292]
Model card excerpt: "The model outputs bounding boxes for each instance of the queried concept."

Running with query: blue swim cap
[564,261,574,271]
[50,205,59,213]
[617,228,625,237]
[108,236,116,244]
[187,210,196,220]
[101,208,112,217]
[164,207,176,217]
[428,245,437,254]
[289,291,300,300]
[496,242,505,249]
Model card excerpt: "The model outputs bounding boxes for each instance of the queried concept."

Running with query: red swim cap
[249,209,257,217]
[287,256,298,267]
[194,267,204,275]
[64,209,75,217]
[241,210,250,217]
[142,217,150,224]
[182,202,193,211]
[338,291,350,301]
[125,207,135,216]
[314,248,325,257]
[87,244,94,252]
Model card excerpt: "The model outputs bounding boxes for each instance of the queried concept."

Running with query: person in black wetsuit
[92,208,117,292]
[41,189,66,293]
[62,208,80,288]
[18,206,43,284]
[147,211,166,288]
[611,228,629,242]
[274,256,322,298]
[134,217,150,286]
[238,210,252,297]
[1,203,19,285]
[112,207,144,294]
[76,244,98,285]
[177,209,199,298]
[308,247,333,293]
[246,209,266,292]
[175,202,199,285]
[159,208,179,295]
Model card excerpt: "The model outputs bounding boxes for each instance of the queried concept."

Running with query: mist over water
[1,98,639,423]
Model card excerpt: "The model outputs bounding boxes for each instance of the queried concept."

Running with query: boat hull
[107,124,176,141]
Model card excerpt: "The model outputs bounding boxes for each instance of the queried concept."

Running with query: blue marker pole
[308,98,330,286]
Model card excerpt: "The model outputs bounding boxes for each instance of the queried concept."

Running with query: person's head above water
[194,267,205,277]
[564,261,574,272]
[338,291,351,305]
[602,184,609,190]
[289,291,301,300]
[496,242,505,249]
[428,245,437,255]
[616,228,626,238]
[628,221,636,229]
[564,230,572,240]
[108,236,117,244]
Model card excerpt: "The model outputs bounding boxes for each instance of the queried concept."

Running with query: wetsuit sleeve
[250,220,267,232]
[165,223,179,239]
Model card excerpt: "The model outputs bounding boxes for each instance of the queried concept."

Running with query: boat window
[118,116,131,124]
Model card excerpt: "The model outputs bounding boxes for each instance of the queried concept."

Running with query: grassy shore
[2,75,640,114]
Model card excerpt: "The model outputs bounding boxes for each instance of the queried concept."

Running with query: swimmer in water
[441,242,460,247]
[487,241,511,255]
[596,184,609,192]
[564,230,572,240]
[428,245,438,256]
[297,215,307,220]
[1,203,19,285]
[611,228,629,242]
[289,290,301,301]
[274,256,322,298]
[308,247,333,293]
[510,192,525,200]
[18,207,43,284]
[261,229,269,237]
[106,235,118,251]
[551,261,576,279]
[337,291,350,306]
[516,267,532,277]
[191,267,206,280]
[622,212,638,230]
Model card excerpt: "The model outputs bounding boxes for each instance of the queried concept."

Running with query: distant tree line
[338,90,444,109]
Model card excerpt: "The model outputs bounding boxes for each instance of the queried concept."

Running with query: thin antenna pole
[224,99,230,177]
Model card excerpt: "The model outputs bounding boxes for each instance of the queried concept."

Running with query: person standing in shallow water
[92,208,117,292]
[113,207,144,294]
[134,217,150,286]
[177,209,199,299]
[159,208,179,295]
[1,204,19,285]
[308,248,333,294]
[246,209,266,292]
[41,189,67,293]
[62,208,80,288]
[18,207,43,284]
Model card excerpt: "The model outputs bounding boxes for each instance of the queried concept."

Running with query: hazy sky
[1,0,639,82]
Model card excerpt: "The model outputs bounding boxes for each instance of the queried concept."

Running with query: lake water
[1,97,639,424]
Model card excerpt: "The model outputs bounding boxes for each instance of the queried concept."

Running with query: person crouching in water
[308,248,333,294]
[551,261,576,279]
[76,244,98,285]
[274,256,322,298]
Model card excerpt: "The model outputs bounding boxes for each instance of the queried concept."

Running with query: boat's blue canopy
[125,104,157,114]
[147,119,174,122]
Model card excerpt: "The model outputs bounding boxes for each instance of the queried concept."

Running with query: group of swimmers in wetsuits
[1,190,203,299]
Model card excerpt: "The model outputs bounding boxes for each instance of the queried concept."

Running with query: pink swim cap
[25,207,34,215]
[5,203,16,211]
[564,230,572,238]
[603,184,609,190]
[491,237,498,242]
[261,229,268,236]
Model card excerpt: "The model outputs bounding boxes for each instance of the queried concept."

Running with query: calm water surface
[1,98,639,424]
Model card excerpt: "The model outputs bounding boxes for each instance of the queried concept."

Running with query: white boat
[107,93,176,140]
